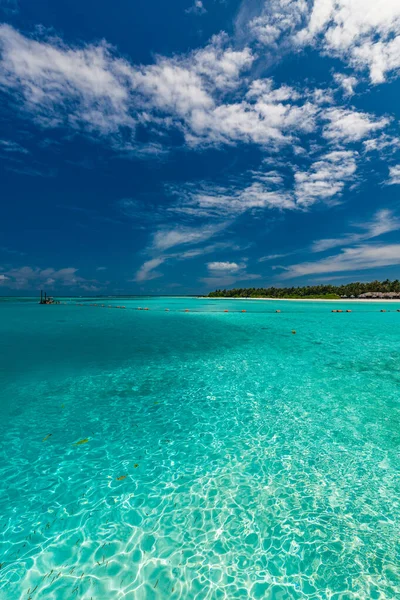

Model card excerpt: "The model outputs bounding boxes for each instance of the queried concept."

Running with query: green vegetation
[208,279,400,299]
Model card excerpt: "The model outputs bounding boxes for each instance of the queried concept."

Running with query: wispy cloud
[134,257,166,283]
[258,252,291,262]
[311,209,400,252]
[281,243,400,280]
[133,240,242,282]
[151,222,229,252]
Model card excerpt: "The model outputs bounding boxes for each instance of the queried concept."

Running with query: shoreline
[203,297,400,303]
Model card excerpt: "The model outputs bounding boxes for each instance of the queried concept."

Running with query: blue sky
[0,0,400,294]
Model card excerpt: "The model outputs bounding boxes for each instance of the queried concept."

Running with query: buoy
[276,310,281,313]
[337,310,343,313]
[144,307,149,311]
[381,309,386,312]
[346,310,352,313]
[332,310,337,313]
[165,308,170,311]
[292,330,296,334]
[224,310,229,313]
[137,307,142,310]
[121,306,126,309]
[241,310,246,313]
[184,309,189,312]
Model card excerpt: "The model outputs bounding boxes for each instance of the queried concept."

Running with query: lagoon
[1,297,399,599]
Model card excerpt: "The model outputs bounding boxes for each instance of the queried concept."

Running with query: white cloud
[202,259,261,288]
[333,72,358,96]
[185,0,207,15]
[363,134,400,154]
[151,222,228,252]
[0,24,135,136]
[297,0,400,83]
[0,265,100,290]
[323,108,389,143]
[294,150,357,207]
[207,261,241,272]
[0,25,254,149]
[281,243,400,279]
[387,165,400,185]
[134,257,166,282]
[258,253,291,262]
[0,139,29,153]
[311,209,400,252]
[185,80,317,147]
[133,240,242,283]
[236,0,309,48]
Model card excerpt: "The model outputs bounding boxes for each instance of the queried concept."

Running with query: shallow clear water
[1,297,400,599]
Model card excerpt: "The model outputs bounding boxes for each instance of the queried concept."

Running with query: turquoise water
[1,297,400,599]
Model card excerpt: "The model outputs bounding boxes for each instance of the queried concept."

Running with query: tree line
[207,279,400,299]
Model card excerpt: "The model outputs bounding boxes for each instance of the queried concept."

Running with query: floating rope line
[59,302,400,314]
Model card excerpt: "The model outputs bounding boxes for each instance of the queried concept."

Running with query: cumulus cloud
[134,240,242,282]
[236,0,400,84]
[387,165,400,185]
[311,209,400,252]
[322,108,389,143]
[207,261,242,272]
[0,265,100,290]
[185,0,206,15]
[236,0,309,48]
[0,25,256,149]
[294,150,357,207]
[297,0,400,83]
[333,72,358,96]
[0,24,136,137]
[281,243,400,279]
[202,259,260,287]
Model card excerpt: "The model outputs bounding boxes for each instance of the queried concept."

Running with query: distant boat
[39,290,60,305]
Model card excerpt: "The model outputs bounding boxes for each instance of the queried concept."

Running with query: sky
[0,0,400,295]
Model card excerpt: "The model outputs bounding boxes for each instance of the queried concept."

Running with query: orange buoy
[184,309,189,312]
[337,310,343,313]
[144,307,149,311]
[241,310,246,313]
[346,310,352,313]
[381,309,386,312]
[276,310,281,313]
[224,310,229,313]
